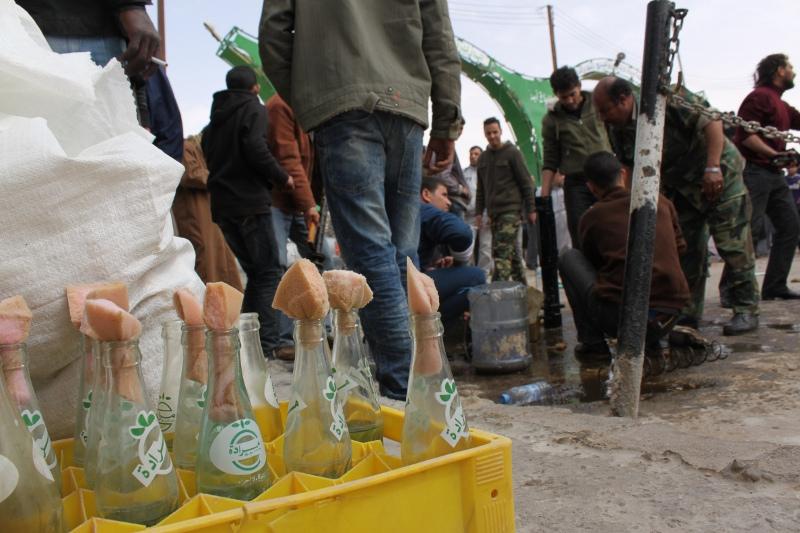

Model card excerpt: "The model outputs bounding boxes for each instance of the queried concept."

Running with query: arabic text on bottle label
[436,379,469,448]
[209,418,266,476]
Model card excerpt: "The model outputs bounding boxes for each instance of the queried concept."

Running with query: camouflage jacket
[608,92,746,211]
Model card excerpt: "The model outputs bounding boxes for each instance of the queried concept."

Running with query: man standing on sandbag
[202,66,294,358]
[260,1,462,399]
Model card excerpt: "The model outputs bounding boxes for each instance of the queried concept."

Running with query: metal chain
[659,7,800,145]
[660,8,687,89]
[668,93,800,143]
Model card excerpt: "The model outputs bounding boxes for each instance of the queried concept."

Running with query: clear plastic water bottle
[498,381,553,405]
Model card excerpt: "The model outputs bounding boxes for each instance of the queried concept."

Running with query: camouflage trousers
[491,212,527,284]
[672,192,759,320]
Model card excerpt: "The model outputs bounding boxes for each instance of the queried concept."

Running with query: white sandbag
[0,1,203,438]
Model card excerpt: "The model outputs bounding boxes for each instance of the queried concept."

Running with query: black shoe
[676,316,699,330]
[722,312,759,336]
[762,288,800,301]
[574,342,611,363]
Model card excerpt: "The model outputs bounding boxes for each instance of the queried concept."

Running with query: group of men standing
[546,55,800,359]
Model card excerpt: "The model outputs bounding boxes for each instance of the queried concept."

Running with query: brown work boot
[274,345,295,361]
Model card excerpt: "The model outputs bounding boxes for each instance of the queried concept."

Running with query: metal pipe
[535,196,562,329]
[609,0,674,417]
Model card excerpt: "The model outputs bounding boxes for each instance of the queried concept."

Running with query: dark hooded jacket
[202,89,289,221]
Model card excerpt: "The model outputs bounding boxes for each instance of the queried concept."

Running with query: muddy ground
[271,257,800,532]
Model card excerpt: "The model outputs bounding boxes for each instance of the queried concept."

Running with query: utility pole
[157,0,166,62]
[546,5,557,70]
[608,0,674,418]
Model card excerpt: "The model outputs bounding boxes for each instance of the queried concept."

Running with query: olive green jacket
[608,92,746,212]
[541,90,611,178]
[259,0,462,138]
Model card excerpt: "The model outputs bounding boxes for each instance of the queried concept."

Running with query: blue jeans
[428,266,486,322]
[217,213,282,355]
[45,35,125,67]
[270,207,307,348]
[315,110,423,399]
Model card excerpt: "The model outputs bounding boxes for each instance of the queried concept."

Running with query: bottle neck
[206,328,240,367]
[102,340,144,403]
[0,343,27,371]
[295,319,325,346]
[333,309,359,334]
[410,312,444,340]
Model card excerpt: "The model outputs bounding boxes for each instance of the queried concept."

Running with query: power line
[553,7,628,55]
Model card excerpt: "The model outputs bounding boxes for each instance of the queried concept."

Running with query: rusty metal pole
[546,5,557,71]
[157,0,166,62]
[609,0,673,417]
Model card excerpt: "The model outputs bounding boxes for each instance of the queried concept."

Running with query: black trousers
[563,176,596,249]
[723,163,800,296]
[217,212,283,355]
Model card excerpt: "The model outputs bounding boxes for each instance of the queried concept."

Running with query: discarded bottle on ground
[498,381,585,405]
[94,339,179,525]
[195,328,271,499]
[498,381,552,405]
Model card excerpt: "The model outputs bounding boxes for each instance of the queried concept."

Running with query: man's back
[579,187,689,311]
[419,202,473,269]
[203,89,285,221]
[260,0,461,136]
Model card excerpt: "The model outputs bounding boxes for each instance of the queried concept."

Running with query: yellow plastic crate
[54,404,515,532]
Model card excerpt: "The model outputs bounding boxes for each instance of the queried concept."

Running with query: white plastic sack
[0,2,204,438]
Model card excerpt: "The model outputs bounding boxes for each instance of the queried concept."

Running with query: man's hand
[702,170,724,202]
[304,206,320,228]
[423,138,455,173]
[475,214,482,229]
[283,176,295,191]
[118,8,160,79]
[434,256,454,268]
[527,211,537,225]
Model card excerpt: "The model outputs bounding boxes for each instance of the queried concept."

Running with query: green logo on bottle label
[21,409,56,471]
[435,379,469,448]
[323,376,347,441]
[129,410,172,487]
[209,418,266,475]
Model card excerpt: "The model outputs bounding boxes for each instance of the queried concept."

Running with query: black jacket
[202,90,289,221]
[17,0,150,37]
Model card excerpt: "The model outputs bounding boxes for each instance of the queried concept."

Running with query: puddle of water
[722,343,772,354]
[766,323,800,332]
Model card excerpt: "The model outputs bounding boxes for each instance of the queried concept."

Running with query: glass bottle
[331,309,383,442]
[157,320,183,451]
[238,313,283,443]
[94,340,179,526]
[72,333,97,467]
[0,342,61,489]
[0,353,63,533]
[196,329,270,500]
[401,313,471,465]
[173,323,208,470]
[84,339,109,488]
[283,319,351,478]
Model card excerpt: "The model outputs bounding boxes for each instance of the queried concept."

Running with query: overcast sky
[149,0,800,167]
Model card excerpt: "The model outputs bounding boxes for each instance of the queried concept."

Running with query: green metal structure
[211,26,640,179]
